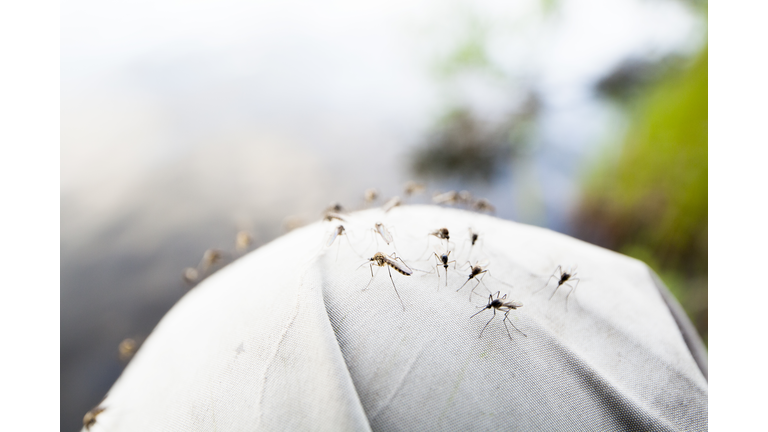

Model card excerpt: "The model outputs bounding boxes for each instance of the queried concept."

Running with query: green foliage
[577,47,708,343]
[583,47,707,272]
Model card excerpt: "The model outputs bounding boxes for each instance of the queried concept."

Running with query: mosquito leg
[469,278,483,301]
[504,311,527,337]
[487,271,514,290]
[364,264,376,290]
[343,234,365,260]
[457,276,472,292]
[477,272,492,296]
[535,266,562,294]
[387,266,405,311]
[564,278,580,311]
[549,283,563,301]
[479,309,496,338]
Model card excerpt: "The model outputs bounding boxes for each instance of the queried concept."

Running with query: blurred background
[61,0,707,430]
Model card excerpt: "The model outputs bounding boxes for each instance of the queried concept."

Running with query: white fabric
[84,205,707,431]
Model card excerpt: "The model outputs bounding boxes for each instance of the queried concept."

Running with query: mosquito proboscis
[471,291,527,339]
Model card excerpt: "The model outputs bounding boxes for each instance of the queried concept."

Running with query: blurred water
[60,0,704,430]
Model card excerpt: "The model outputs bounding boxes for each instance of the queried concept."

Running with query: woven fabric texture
[84,205,707,431]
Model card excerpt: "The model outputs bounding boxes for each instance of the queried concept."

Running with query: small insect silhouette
[433,190,459,205]
[473,198,495,213]
[432,250,457,289]
[456,262,489,300]
[364,188,379,204]
[471,291,527,340]
[460,228,482,261]
[404,181,425,196]
[363,252,412,311]
[539,265,581,310]
[200,249,227,272]
[83,404,107,431]
[324,224,363,261]
[326,225,346,247]
[235,231,253,252]
[469,228,479,246]
[430,227,450,242]
[415,227,451,260]
[382,196,402,213]
[118,338,138,362]
[374,222,394,245]
[182,267,199,285]
[323,211,347,222]
[325,202,344,213]
[457,190,473,206]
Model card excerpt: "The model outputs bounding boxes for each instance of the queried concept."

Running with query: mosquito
[539,265,581,311]
[430,227,450,242]
[84,404,107,431]
[432,250,457,289]
[200,249,226,272]
[364,188,379,204]
[456,262,489,300]
[325,224,363,261]
[460,228,482,261]
[469,228,479,246]
[382,196,402,213]
[374,222,394,245]
[416,227,451,260]
[362,252,412,311]
[235,230,253,253]
[404,181,425,197]
[118,337,140,362]
[471,291,527,340]
[325,202,344,213]
[473,198,496,214]
[182,267,199,285]
[457,190,473,207]
[323,211,347,222]
[433,190,459,205]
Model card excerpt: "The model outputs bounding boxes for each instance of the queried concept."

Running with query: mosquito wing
[382,196,401,212]
[326,229,340,247]
[375,222,394,244]
[386,256,413,275]
[505,300,523,309]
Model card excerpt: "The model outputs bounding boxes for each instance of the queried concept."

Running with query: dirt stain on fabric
[437,356,472,426]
